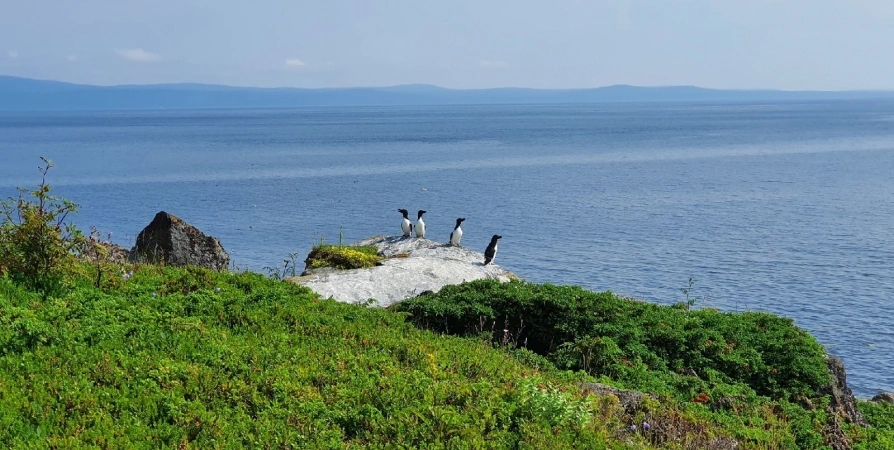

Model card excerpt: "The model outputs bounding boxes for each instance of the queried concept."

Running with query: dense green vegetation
[393,280,830,401]
[3,157,894,448]
[392,280,894,449]
[1,268,641,448]
[305,244,382,271]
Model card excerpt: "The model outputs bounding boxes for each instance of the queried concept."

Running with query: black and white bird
[449,217,465,246]
[415,210,427,238]
[398,209,413,237]
[484,234,502,265]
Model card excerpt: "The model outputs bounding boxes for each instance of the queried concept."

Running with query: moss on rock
[304,244,381,270]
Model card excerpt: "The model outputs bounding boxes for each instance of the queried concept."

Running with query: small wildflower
[642,422,650,431]
[215,287,222,293]
[630,424,637,431]
[151,293,157,297]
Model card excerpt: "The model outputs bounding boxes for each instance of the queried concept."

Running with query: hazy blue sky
[1,0,892,89]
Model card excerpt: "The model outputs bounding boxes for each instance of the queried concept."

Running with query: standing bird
[449,217,465,246]
[415,210,427,238]
[398,209,413,237]
[484,235,502,265]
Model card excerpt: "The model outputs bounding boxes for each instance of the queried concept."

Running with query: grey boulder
[871,392,894,404]
[129,211,230,271]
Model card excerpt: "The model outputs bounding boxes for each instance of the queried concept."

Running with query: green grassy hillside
[0,267,632,449]
[2,266,893,448]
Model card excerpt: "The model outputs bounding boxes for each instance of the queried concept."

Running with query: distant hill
[1,75,893,111]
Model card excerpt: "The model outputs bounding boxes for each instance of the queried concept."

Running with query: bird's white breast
[451,226,463,245]
[416,219,426,237]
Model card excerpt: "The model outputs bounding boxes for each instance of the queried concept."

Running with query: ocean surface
[1,101,893,397]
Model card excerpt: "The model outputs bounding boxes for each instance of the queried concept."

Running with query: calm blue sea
[1,101,893,397]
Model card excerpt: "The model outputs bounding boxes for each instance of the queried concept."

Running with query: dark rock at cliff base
[129,211,229,271]
[872,392,894,404]
[820,354,868,427]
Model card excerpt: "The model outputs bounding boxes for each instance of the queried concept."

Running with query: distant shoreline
[3,75,894,111]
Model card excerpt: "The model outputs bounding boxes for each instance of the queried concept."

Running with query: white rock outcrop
[286,235,516,307]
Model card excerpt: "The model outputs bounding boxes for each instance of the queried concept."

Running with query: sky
[1,0,893,90]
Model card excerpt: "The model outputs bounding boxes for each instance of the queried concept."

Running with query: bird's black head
[491,234,502,241]
[398,209,409,218]
[417,210,427,219]
[455,217,466,226]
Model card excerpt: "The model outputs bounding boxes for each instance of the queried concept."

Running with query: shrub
[0,157,84,297]
[392,279,831,402]
[304,244,381,271]
[392,280,876,447]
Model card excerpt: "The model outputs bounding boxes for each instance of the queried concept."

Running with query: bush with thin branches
[0,157,84,297]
